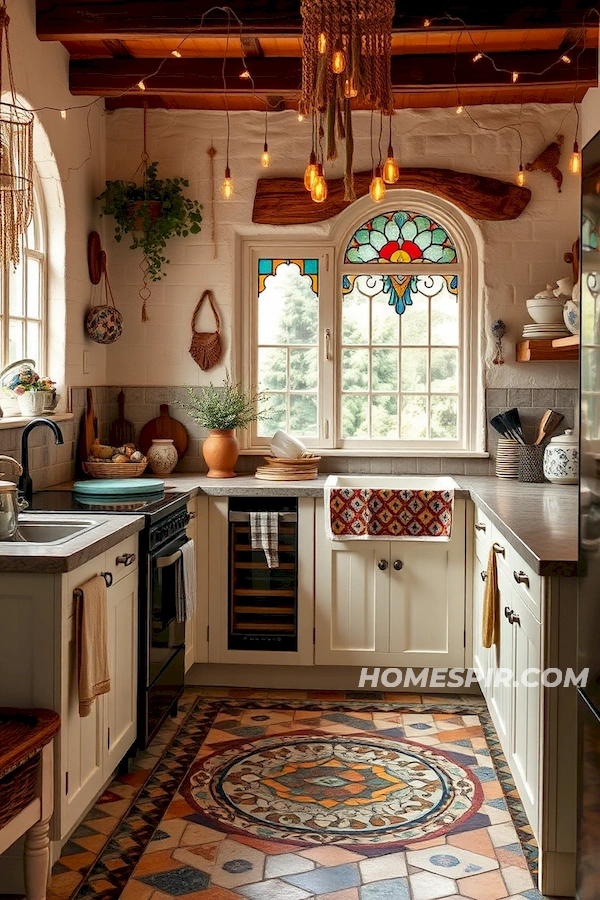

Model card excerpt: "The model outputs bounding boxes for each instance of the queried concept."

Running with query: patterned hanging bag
[189,289,222,371]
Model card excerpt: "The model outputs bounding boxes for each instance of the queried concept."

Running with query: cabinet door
[105,569,138,774]
[388,504,466,667]
[61,559,106,837]
[487,565,514,747]
[315,529,389,665]
[509,586,542,834]
[473,546,493,700]
[185,499,198,672]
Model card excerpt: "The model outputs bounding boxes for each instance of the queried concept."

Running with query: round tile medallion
[181,733,482,848]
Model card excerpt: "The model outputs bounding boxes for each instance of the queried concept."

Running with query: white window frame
[0,170,47,373]
[238,190,484,456]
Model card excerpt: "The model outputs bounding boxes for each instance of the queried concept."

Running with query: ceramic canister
[543,429,579,484]
[147,438,178,475]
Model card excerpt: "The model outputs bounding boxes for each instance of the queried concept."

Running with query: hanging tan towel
[76,575,111,718]
[482,546,499,649]
[189,289,222,371]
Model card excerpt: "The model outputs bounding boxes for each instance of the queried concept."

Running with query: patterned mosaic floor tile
[10,692,555,900]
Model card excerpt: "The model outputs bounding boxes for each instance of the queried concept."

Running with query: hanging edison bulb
[383,144,399,184]
[303,151,319,191]
[517,164,525,187]
[221,166,234,199]
[343,77,358,99]
[311,164,328,203]
[569,141,581,175]
[261,142,271,167]
[318,32,327,54]
[331,50,346,74]
[369,167,386,202]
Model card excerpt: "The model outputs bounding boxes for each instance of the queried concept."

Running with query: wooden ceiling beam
[37,0,596,41]
[70,50,598,96]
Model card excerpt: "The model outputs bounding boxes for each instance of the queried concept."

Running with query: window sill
[0,413,74,431]
[239,448,489,458]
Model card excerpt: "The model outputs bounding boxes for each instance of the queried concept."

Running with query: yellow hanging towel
[482,545,499,649]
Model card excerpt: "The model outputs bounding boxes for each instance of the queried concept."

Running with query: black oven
[139,502,190,748]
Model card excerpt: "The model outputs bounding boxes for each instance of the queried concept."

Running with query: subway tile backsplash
[0,385,579,487]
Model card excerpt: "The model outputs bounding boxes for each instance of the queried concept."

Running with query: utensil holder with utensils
[491,407,564,481]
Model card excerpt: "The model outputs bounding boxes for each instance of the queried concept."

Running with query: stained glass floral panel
[344,211,458,264]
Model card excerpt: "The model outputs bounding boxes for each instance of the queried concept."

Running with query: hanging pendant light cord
[207,145,217,258]
[139,102,152,321]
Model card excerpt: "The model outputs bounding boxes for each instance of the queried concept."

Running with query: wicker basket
[83,458,148,479]
[0,708,61,830]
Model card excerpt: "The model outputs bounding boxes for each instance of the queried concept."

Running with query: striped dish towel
[250,511,279,569]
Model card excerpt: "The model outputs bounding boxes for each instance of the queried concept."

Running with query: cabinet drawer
[106,533,139,585]
[508,546,542,621]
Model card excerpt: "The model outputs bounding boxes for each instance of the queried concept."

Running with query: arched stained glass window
[344,210,458,265]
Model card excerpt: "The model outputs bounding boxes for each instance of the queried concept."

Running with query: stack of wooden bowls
[255,454,320,481]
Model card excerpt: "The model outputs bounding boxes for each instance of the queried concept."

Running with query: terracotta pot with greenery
[178,375,267,478]
[97,162,203,282]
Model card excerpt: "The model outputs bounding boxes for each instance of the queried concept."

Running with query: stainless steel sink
[11,517,101,545]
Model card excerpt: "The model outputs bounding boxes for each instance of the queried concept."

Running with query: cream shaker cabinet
[314,498,467,667]
[0,533,139,861]
[471,503,577,897]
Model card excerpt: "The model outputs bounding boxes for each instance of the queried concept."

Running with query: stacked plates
[495,438,520,479]
[522,323,569,340]
[255,455,321,481]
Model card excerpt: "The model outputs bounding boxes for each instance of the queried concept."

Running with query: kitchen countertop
[16,472,578,576]
[0,514,144,573]
[158,473,577,575]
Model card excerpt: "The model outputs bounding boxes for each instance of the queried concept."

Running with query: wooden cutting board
[109,390,136,446]
[78,388,97,466]
[139,404,189,458]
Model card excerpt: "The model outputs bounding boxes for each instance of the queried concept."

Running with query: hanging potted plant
[97,161,203,318]
[178,375,267,478]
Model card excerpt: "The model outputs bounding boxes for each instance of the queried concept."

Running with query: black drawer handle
[393,559,403,571]
[504,606,521,625]
[378,559,388,571]
[481,570,488,582]
[100,571,113,588]
[493,542,505,557]
[475,523,486,532]
[116,552,136,567]
[513,570,529,587]
[187,512,197,520]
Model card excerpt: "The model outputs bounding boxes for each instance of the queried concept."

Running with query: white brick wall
[105,104,580,391]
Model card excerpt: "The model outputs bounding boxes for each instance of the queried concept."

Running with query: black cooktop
[29,489,191,521]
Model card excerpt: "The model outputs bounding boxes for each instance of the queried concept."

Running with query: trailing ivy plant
[97,162,203,281]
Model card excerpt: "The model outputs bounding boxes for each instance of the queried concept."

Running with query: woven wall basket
[190,289,222,371]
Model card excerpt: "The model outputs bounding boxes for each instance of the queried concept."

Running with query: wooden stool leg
[24,817,51,900]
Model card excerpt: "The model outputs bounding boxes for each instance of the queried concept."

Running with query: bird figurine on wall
[525,134,564,193]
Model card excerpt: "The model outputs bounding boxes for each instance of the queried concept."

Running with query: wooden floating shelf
[516,336,579,361]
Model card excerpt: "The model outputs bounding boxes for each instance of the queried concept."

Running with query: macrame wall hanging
[189,289,222,371]
[0,1,34,269]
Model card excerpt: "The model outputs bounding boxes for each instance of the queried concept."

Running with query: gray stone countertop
[0,514,144,573]
[160,473,577,574]
[42,472,579,576]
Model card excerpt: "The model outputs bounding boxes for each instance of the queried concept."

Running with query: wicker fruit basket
[83,458,148,479]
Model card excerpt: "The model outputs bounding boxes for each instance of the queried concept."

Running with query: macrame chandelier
[0,2,34,269]
[299,0,396,202]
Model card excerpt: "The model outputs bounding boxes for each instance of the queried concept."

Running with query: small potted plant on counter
[178,374,267,478]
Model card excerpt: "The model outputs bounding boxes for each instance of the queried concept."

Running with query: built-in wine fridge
[228,498,298,651]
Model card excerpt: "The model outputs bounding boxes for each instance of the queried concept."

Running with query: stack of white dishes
[522,323,570,340]
[495,438,520,479]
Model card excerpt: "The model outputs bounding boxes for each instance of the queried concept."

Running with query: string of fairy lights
[15,5,600,200]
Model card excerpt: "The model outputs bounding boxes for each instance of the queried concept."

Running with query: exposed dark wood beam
[70,50,598,96]
[37,0,596,41]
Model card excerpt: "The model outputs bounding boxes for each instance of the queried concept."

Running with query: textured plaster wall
[104,104,579,392]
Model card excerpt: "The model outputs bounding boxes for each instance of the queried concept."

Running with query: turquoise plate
[73,478,165,496]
